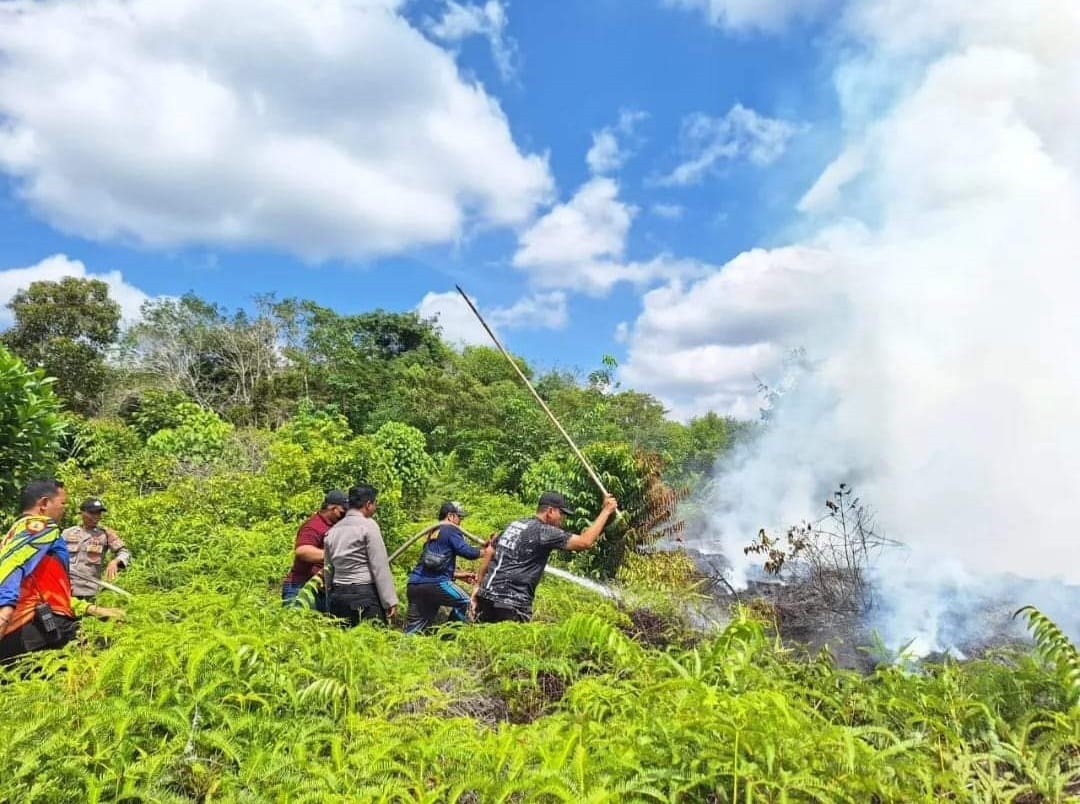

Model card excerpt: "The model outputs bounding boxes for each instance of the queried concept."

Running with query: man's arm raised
[564,495,618,552]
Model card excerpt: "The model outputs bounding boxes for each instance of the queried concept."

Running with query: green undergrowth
[0,423,1076,802]
[1,583,1077,802]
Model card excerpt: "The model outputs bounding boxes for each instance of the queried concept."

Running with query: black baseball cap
[80,498,107,513]
[537,491,573,516]
[438,501,468,519]
[321,490,348,508]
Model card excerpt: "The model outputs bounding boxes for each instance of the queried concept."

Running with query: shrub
[372,421,435,511]
[0,345,64,511]
[120,388,192,440]
[146,403,233,464]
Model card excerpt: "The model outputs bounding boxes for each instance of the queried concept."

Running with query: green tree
[118,388,192,440]
[0,345,65,511]
[459,345,533,386]
[674,412,756,482]
[520,442,679,579]
[371,421,435,510]
[295,305,451,432]
[2,277,121,414]
[122,294,280,424]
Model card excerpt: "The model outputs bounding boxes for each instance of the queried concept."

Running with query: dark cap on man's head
[537,491,573,516]
[438,501,468,520]
[80,498,107,513]
[321,490,348,509]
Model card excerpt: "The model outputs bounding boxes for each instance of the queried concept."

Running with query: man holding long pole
[470,490,618,623]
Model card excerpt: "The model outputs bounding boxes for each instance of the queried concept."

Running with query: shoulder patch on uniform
[27,519,46,533]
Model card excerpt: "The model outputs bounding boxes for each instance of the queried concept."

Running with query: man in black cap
[470,490,618,623]
[62,498,132,600]
[323,484,397,626]
[404,501,481,634]
[281,489,348,608]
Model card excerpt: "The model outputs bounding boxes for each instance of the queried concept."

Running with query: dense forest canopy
[5,278,752,496]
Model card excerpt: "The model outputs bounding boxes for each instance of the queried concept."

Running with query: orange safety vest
[1,516,75,637]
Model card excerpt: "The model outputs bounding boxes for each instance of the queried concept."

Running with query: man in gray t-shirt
[471,490,618,623]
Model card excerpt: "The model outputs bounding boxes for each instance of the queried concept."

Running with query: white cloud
[488,291,568,330]
[797,143,866,213]
[620,244,844,418]
[627,0,1080,605]
[650,203,685,219]
[657,104,801,186]
[0,254,152,326]
[515,178,632,270]
[417,289,567,347]
[511,176,706,294]
[586,109,647,175]
[426,0,517,81]
[0,0,552,260]
[664,0,830,33]
[586,131,622,174]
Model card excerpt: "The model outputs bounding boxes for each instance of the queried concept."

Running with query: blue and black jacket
[406,524,481,585]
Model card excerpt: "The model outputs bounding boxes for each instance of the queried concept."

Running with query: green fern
[1014,605,1080,705]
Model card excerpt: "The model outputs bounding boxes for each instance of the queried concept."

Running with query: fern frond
[1013,605,1080,705]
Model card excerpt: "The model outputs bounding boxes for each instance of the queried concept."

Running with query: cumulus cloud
[627,0,1080,618]
[515,178,633,275]
[426,0,517,81]
[0,254,152,326]
[621,244,844,418]
[0,0,552,260]
[417,289,567,346]
[657,104,800,186]
[586,109,648,175]
[512,176,706,294]
[664,0,830,32]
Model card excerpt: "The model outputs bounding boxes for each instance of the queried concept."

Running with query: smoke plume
[697,0,1080,648]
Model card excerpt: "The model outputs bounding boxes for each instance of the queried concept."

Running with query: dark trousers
[405,581,471,634]
[328,583,387,627]
[474,596,529,624]
[0,616,79,665]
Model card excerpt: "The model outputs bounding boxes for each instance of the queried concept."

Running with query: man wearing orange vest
[0,478,123,664]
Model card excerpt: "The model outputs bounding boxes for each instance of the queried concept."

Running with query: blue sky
[4,0,1079,582]
[0,0,844,415]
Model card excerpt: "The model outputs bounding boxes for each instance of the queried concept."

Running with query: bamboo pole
[455,284,612,500]
[70,568,133,598]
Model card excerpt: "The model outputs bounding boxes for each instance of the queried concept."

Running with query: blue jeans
[282,581,326,612]
[281,582,304,603]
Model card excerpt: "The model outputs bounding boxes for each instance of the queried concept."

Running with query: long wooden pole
[454,284,610,499]
[70,568,133,598]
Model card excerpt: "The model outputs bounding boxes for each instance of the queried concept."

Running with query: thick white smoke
[698,0,1080,646]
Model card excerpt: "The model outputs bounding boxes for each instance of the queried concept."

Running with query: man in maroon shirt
[281,490,348,609]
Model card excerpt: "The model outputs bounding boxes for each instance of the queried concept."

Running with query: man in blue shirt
[404,501,480,634]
